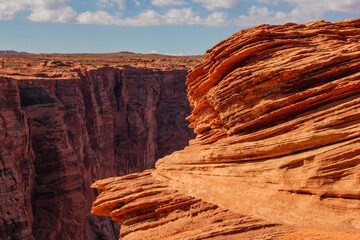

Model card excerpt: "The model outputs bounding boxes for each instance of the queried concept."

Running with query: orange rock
[91,18,360,239]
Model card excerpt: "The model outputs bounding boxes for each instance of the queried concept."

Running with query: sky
[0,0,359,55]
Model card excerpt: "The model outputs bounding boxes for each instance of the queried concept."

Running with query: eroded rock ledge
[92,19,360,239]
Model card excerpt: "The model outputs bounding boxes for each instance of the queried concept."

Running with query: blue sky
[0,0,359,55]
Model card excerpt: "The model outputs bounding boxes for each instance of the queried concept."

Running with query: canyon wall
[0,77,35,240]
[0,58,197,240]
[92,19,360,239]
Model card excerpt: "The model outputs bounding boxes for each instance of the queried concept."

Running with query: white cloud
[97,0,127,10]
[0,0,229,26]
[77,10,116,24]
[257,0,360,14]
[28,5,77,22]
[233,0,360,27]
[31,0,67,10]
[0,0,28,20]
[97,0,114,8]
[192,0,240,11]
[77,8,193,26]
[76,7,229,26]
[0,0,78,22]
[151,0,186,7]
[27,0,77,23]
[201,11,230,26]
[0,0,358,27]
[124,9,165,25]
[233,3,328,27]
[112,0,127,10]
[257,0,279,4]
[306,0,360,13]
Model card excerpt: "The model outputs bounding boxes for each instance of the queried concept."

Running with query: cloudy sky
[0,0,359,54]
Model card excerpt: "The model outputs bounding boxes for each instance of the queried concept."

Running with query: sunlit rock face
[92,19,360,240]
[0,53,199,240]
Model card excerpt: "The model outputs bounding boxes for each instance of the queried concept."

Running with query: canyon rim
[0,53,201,239]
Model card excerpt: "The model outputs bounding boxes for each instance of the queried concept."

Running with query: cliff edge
[91,19,360,239]
[0,53,201,240]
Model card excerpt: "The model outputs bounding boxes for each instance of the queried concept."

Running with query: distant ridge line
[0,50,30,54]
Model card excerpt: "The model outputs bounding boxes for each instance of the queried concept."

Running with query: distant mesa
[0,50,29,54]
[117,51,135,54]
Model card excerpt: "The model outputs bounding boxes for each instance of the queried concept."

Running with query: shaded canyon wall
[0,66,195,240]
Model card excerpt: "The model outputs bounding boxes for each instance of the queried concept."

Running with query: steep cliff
[0,77,35,240]
[92,19,360,239]
[0,53,200,240]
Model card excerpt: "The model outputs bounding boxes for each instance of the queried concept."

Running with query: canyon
[0,53,201,239]
[92,19,360,239]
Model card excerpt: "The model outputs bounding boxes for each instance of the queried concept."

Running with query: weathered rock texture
[0,53,200,240]
[0,77,35,240]
[92,19,360,239]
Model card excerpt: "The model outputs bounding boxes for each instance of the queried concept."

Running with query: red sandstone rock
[0,77,35,240]
[0,54,200,239]
[91,19,360,239]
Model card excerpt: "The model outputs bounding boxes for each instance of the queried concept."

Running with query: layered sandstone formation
[0,53,200,240]
[92,19,360,239]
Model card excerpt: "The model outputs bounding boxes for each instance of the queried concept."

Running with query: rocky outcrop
[92,19,360,239]
[0,53,200,240]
